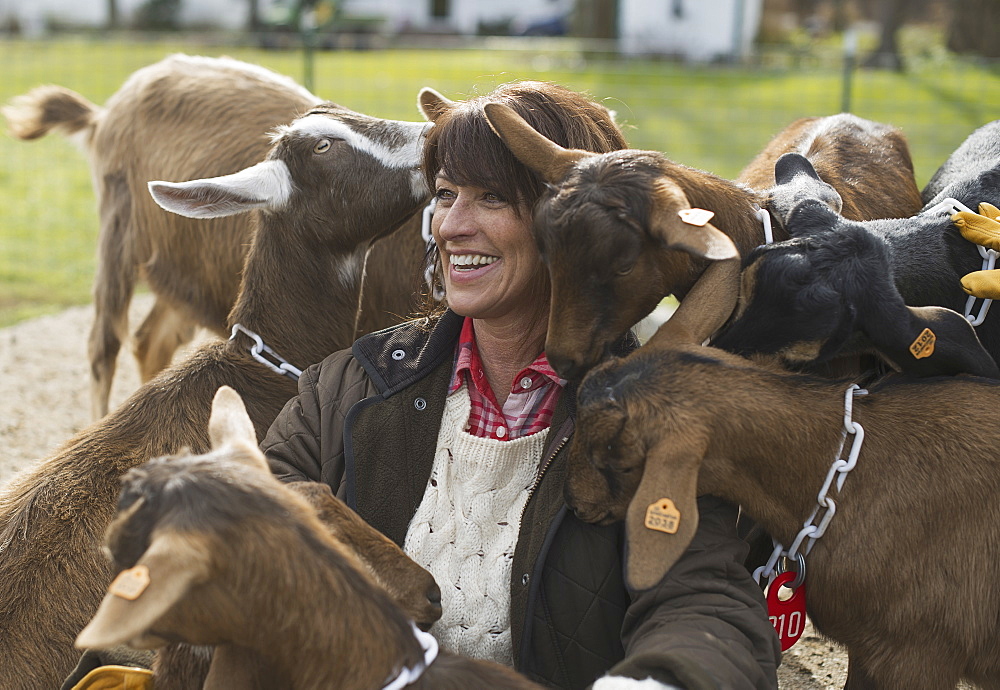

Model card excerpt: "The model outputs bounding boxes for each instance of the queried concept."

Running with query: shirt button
[519,376,532,389]
[496,426,507,438]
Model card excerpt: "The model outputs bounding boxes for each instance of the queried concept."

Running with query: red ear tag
[765,571,807,651]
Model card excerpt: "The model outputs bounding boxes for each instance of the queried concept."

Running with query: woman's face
[432,172,549,324]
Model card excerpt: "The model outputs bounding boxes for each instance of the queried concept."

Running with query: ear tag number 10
[765,571,807,651]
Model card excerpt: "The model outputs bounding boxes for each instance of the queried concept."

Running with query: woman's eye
[314,139,332,154]
[434,188,455,202]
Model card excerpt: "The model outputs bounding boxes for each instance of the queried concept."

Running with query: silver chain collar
[229,323,303,381]
[753,384,868,589]
[381,622,440,690]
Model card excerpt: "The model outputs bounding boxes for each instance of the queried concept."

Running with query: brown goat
[76,386,541,690]
[564,248,1000,689]
[2,54,425,419]
[482,104,924,379]
[0,97,439,689]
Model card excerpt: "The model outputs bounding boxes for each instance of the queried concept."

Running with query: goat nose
[547,353,583,381]
[427,581,442,607]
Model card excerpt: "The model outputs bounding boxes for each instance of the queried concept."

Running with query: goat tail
[2,85,99,142]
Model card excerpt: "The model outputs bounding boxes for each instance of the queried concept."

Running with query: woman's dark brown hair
[423,80,628,214]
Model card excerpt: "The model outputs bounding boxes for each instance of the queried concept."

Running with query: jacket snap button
[521,573,530,586]
[391,349,406,360]
[414,397,427,410]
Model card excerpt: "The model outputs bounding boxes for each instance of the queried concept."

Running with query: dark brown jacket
[262,311,780,689]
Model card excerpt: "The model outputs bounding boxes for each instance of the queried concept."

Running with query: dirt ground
[0,295,850,688]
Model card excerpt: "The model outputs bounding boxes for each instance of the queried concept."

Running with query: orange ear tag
[909,328,936,359]
[678,208,715,227]
[108,565,151,601]
[644,498,681,533]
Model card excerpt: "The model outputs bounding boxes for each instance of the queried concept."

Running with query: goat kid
[711,152,1000,379]
[0,96,439,690]
[565,252,1000,690]
[2,54,426,419]
[77,386,541,690]
[481,105,923,380]
[714,120,1000,373]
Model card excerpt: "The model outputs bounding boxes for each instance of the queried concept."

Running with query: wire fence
[2,32,999,325]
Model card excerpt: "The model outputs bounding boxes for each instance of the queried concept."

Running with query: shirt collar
[450,317,565,397]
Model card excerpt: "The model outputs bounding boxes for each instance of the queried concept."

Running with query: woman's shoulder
[352,311,464,393]
[301,347,371,398]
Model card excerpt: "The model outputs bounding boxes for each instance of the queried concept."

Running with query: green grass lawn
[2,33,1000,326]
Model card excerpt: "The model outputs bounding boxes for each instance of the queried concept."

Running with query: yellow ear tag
[108,565,151,601]
[678,208,715,227]
[644,498,681,534]
[909,328,936,359]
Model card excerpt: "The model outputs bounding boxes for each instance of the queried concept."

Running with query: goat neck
[225,212,369,369]
[206,519,424,689]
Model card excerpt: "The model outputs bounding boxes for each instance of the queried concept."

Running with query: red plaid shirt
[449,317,565,441]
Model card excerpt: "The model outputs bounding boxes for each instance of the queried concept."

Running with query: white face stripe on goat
[276,114,430,169]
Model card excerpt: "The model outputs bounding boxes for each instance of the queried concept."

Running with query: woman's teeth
[450,254,497,270]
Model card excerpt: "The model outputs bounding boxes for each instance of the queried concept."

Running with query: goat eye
[314,139,332,154]
[616,264,635,277]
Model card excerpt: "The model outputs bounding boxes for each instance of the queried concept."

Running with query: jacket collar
[352,310,464,396]
[352,308,640,398]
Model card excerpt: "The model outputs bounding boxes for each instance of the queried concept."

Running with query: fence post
[301,8,317,94]
[841,27,858,113]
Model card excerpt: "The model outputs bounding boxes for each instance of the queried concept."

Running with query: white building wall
[340,0,571,35]
[0,0,250,32]
[619,0,762,61]
[178,0,251,30]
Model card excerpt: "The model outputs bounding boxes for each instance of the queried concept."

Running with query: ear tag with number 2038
[765,571,807,651]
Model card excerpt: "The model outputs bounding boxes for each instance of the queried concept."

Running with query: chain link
[753,384,868,589]
[229,323,303,381]
[924,196,998,326]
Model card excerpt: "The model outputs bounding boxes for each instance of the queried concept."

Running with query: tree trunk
[106,0,119,28]
[862,0,909,71]
[948,0,1000,58]
[247,0,260,31]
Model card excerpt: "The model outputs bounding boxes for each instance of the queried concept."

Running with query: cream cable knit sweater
[403,383,547,666]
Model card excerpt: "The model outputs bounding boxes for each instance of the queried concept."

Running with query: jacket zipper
[522,432,570,514]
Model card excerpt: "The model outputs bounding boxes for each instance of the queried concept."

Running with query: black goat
[714,120,1000,376]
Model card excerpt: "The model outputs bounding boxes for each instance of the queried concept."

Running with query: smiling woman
[260,80,780,690]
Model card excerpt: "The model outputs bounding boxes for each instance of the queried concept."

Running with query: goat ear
[482,102,589,184]
[417,87,454,122]
[624,432,708,591]
[774,152,819,185]
[209,386,269,470]
[648,178,738,261]
[149,159,293,219]
[76,531,210,650]
[209,386,256,448]
[870,305,1000,378]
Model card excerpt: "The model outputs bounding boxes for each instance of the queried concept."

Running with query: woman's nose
[434,196,476,242]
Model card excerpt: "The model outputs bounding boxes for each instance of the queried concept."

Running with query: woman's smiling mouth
[450,253,498,271]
